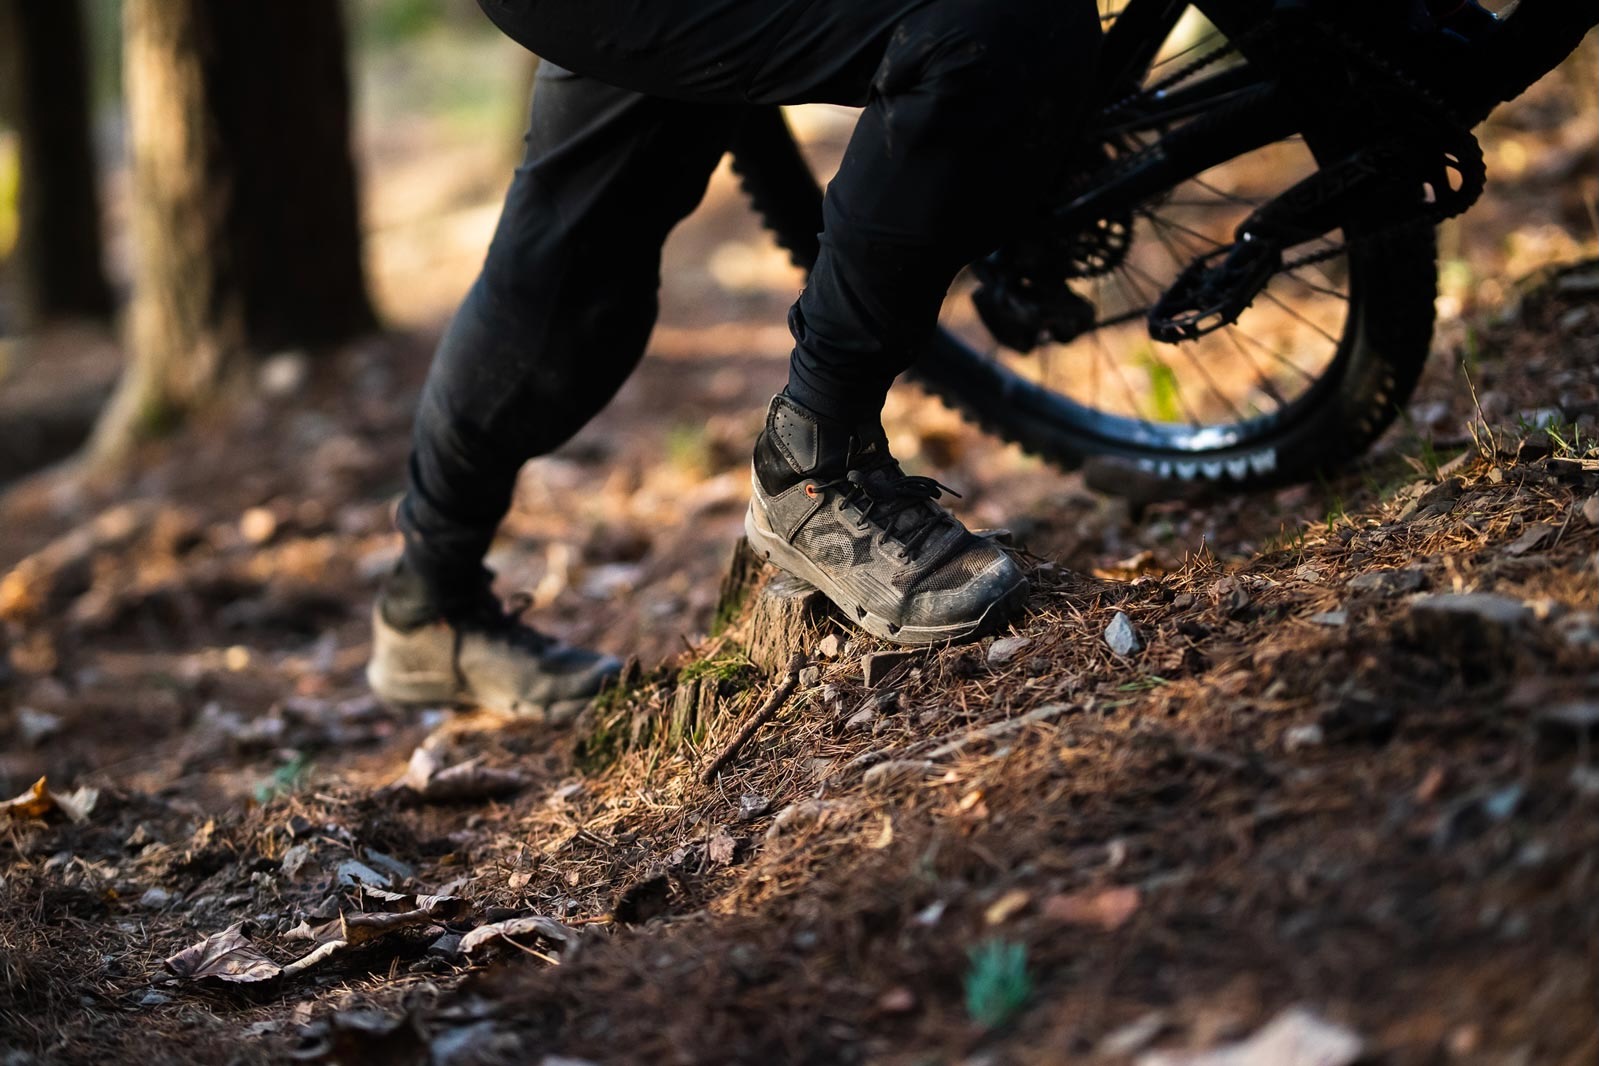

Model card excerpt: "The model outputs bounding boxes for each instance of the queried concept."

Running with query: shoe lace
[815,465,964,556]
[452,587,554,652]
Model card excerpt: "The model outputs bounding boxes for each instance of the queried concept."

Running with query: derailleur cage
[1147,236,1283,344]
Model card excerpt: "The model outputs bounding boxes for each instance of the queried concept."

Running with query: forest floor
[3,47,1599,1062]
[3,250,1598,1064]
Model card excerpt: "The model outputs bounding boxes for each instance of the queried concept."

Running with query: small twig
[700,653,806,785]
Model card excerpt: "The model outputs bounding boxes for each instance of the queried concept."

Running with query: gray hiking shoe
[745,394,1028,645]
[367,566,620,721]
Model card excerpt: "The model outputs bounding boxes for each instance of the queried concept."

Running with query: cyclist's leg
[396,64,743,597]
[479,0,1102,423]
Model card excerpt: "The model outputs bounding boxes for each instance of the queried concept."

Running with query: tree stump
[715,536,836,674]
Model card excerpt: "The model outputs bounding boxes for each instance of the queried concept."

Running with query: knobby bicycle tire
[727,0,1575,492]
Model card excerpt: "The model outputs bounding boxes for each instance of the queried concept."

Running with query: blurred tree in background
[0,0,114,328]
[91,0,376,463]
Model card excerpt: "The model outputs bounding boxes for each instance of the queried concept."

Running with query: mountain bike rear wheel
[733,1,1445,492]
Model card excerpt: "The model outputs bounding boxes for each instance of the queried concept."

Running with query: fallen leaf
[357,885,468,920]
[868,815,894,850]
[0,777,98,825]
[1043,886,1141,932]
[165,922,282,983]
[1506,522,1557,556]
[1138,1005,1362,1066]
[0,778,54,821]
[459,915,575,955]
[401,748,529,803]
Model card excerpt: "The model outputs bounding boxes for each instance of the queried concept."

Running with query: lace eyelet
[804,483,821,499]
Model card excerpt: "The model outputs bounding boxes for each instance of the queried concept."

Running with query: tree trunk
[90,0,376,463]
[0,0,114,326]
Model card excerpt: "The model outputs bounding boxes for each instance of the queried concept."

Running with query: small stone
[1346,568,1426,595]
[137,989,174,1008]
[1516,430,1553,463]
[336,859,391,888]
[1410,478,1463,519]
[1284,723,1325,751]
[280,843,311,879]
[986,636,1031,665]
[1404,594,1532,671]
[1096,1012,1169,1058]
[15,707,62,747]
[363,849,417,882]
[1569,766,1599,797]
[877,987,918,1014]
[1582,495,1599,527]
[798,666,821,688]
[428,932,463,960]
[1482,784,1523,822]
[736,793,770,822]
[139,887,174,910]
[1104,613,1142,657]
[815,634,841,660]
[239,507,277,546]
[258,351,310,397]
[1537,702,1599,745]
[861,650,917,688]
[1309,611,1347,627]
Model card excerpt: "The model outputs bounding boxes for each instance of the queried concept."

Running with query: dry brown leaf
[401,748,529,803]
[1044,885,1141,932]
[0,777,98,825]
[459,915,575,955]
[0,778,54,821]
[165,922,282,983]
[1506,522,1557,556]
[357,885,468,919]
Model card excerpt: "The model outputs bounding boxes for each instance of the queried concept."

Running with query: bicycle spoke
[1257,288,1341,347]
[1111,266,1205,427]
[1117,258,1250,425]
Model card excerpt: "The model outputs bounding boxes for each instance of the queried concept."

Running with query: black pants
[398,0,1100,591]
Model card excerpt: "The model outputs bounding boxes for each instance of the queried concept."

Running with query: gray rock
[1537,702,1599,747]
[335,859,391,888]
[1104,613,1142,657]
[1284,723,1326,751]
[798,666,822,688]
[815,633,842,660]
[15,707,62,747]
[1408,593,1532,629]
[861,650,917,688]
[362,849,416,882]
[280,843,311,879]
[427,932,464,960]
[986,636,1031,665]
[1346,568,1426,595]
[1309,611,1348,627]
[138,887,174,910]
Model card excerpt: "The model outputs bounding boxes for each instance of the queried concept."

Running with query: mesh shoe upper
[750,394,1025,635]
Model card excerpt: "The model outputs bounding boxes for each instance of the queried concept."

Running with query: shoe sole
[364,664,588,724]
[744,504,1028,646]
